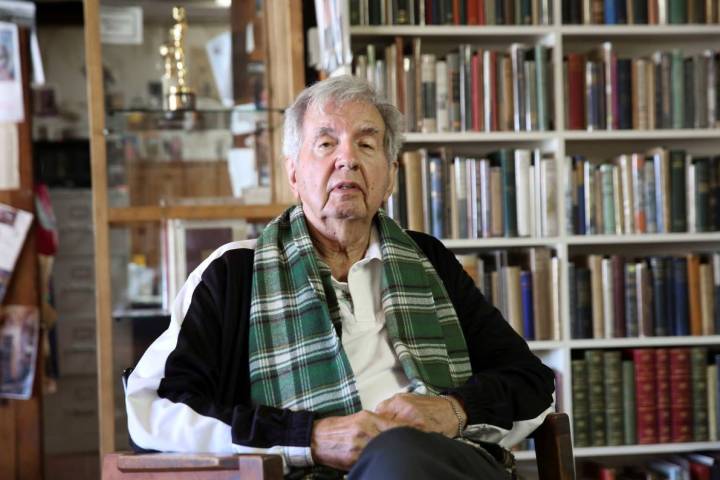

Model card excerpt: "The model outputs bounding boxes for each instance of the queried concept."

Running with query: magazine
[0,305,39,399]
[0,202,32,303]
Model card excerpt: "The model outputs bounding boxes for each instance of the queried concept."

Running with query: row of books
[564,45,720,131]
[581,453,720,480]
[350,0,553,26]
[565,151,720,236]
[455,247,560,340]
[563,0,720,25]
[354,41,553,133]
[570,253,720,339]
[572,348,720,448]
[387,148,558,239]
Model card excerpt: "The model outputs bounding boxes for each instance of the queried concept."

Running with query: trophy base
[167,89,196,112]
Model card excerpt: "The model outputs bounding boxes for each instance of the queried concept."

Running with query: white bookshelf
[350,1,720,468]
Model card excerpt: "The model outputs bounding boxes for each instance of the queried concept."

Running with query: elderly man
[125,75,555,479]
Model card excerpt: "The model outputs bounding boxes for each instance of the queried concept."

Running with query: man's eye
[360,143,374,150]
[318,142,333,149]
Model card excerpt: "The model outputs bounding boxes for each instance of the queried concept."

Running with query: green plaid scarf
[248,205,471,416]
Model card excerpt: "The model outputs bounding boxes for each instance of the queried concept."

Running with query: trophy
[159,6,195,111]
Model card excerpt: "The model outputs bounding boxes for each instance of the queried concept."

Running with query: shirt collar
[363,225,382,263]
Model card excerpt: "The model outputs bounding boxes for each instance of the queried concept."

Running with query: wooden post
[0,27,43,480]
[264,0,305,204]
[82,0,116,457]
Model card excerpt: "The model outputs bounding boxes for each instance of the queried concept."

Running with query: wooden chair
[103,412,575,479]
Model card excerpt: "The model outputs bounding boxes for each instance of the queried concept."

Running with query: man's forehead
[305,100,385,132]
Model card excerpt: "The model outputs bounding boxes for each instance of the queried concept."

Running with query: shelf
[108,204,289,224]
[569,336,720,349]
[443,237,561,249]
[563,129,720,141]
[567,232,720,245]
[575,441,720,458]
[404,131,556,143]
[560,24,720,38]
[350,25,555,38]
[528,340,564,350]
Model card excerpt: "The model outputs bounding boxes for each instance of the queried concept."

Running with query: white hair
[282,75,405,163]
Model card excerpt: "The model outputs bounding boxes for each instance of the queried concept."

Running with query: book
[669,348,693,442]
[632,348,658,444]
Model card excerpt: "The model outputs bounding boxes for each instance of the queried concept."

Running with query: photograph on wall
[0,202,33,303]
[0,21,23,123]
[0,305,39,399]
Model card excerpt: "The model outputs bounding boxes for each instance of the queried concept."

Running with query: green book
[670,150,688,232]
[600,164,616,234]
[572,359,590,447]
[622,360,636,444]
[690,347,709,441]
[604,351,624,446]
[693,157,710,232]
[668,0,688,24]
[535,44,548,131]
[671,50,685,129]
[491,149,518,237]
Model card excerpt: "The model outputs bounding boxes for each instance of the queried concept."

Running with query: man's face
[286,100,398,227]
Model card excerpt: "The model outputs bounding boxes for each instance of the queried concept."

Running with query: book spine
[604,350,624,445]
[498,149,518,236]
[575,267,593,339]
[586,350,607,446]
[687,253,703,336]
[435,60,449,132]
[670,149,688,232]
[520,270,535,339]
[622,359,637,444]
[625,262,639,337]
[611,255,626,337]
[572,359,591,447]
[601,257,615,339]
[446,53,461,132]
[669,347,693,442]
[644,159,658,233]
[632,348,659,444]
[691,347,709,441]
[420,54,438,133]
[428,153,445,238]
[672,256,690,335]
[649,257,669,336]
[671,50,685,128]
[656,347,672,443]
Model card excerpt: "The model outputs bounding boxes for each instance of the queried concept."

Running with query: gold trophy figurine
[165,6,195,111]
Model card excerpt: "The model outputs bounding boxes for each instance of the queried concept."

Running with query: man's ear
[285,156,300,201]
[383,160,399,202]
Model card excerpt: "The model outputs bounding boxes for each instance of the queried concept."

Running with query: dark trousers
[348,427,511,480]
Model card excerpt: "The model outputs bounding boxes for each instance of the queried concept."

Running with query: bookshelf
[349,0,720,469]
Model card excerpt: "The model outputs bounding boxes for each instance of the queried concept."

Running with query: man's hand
[374,393,467,438]
[310,410,404,471]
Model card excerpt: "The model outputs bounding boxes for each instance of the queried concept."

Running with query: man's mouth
[331,182,362,192]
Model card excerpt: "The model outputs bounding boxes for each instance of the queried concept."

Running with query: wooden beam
[108,204,289,224]
[264,0,305,205]
[82,0,116,457]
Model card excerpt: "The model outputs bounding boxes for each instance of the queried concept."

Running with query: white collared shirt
[330,226,411,411]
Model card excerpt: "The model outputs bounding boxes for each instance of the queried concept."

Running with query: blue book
[604,0,617,24]
[616,0,627,23]
[649,257,668,336]
[672,257,689,336]
[666,257,676,335]
[428,154,445,239]
[648,461,684,480]
[575,156,586,235]
[520,270,534,340]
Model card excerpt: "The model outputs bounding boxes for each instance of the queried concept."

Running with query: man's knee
[364,426,429,457]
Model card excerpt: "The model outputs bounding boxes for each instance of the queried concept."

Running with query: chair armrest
[103,452,284,480]
[533,412,575,480]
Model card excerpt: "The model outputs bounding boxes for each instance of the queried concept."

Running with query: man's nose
[335,141,359,170]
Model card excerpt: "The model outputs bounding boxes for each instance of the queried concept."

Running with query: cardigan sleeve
[124,241,316,470]
[408,231,556,448]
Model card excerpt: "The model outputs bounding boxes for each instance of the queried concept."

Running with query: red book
[566,53,586,130]
[669,348,692,442]
[655,348,671,442]
[477,0,485,24]
[471,51,484,131]
[452,0,461,24]
[689,461,711,480]
[467,0,478,24]
[632,348,658,444]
